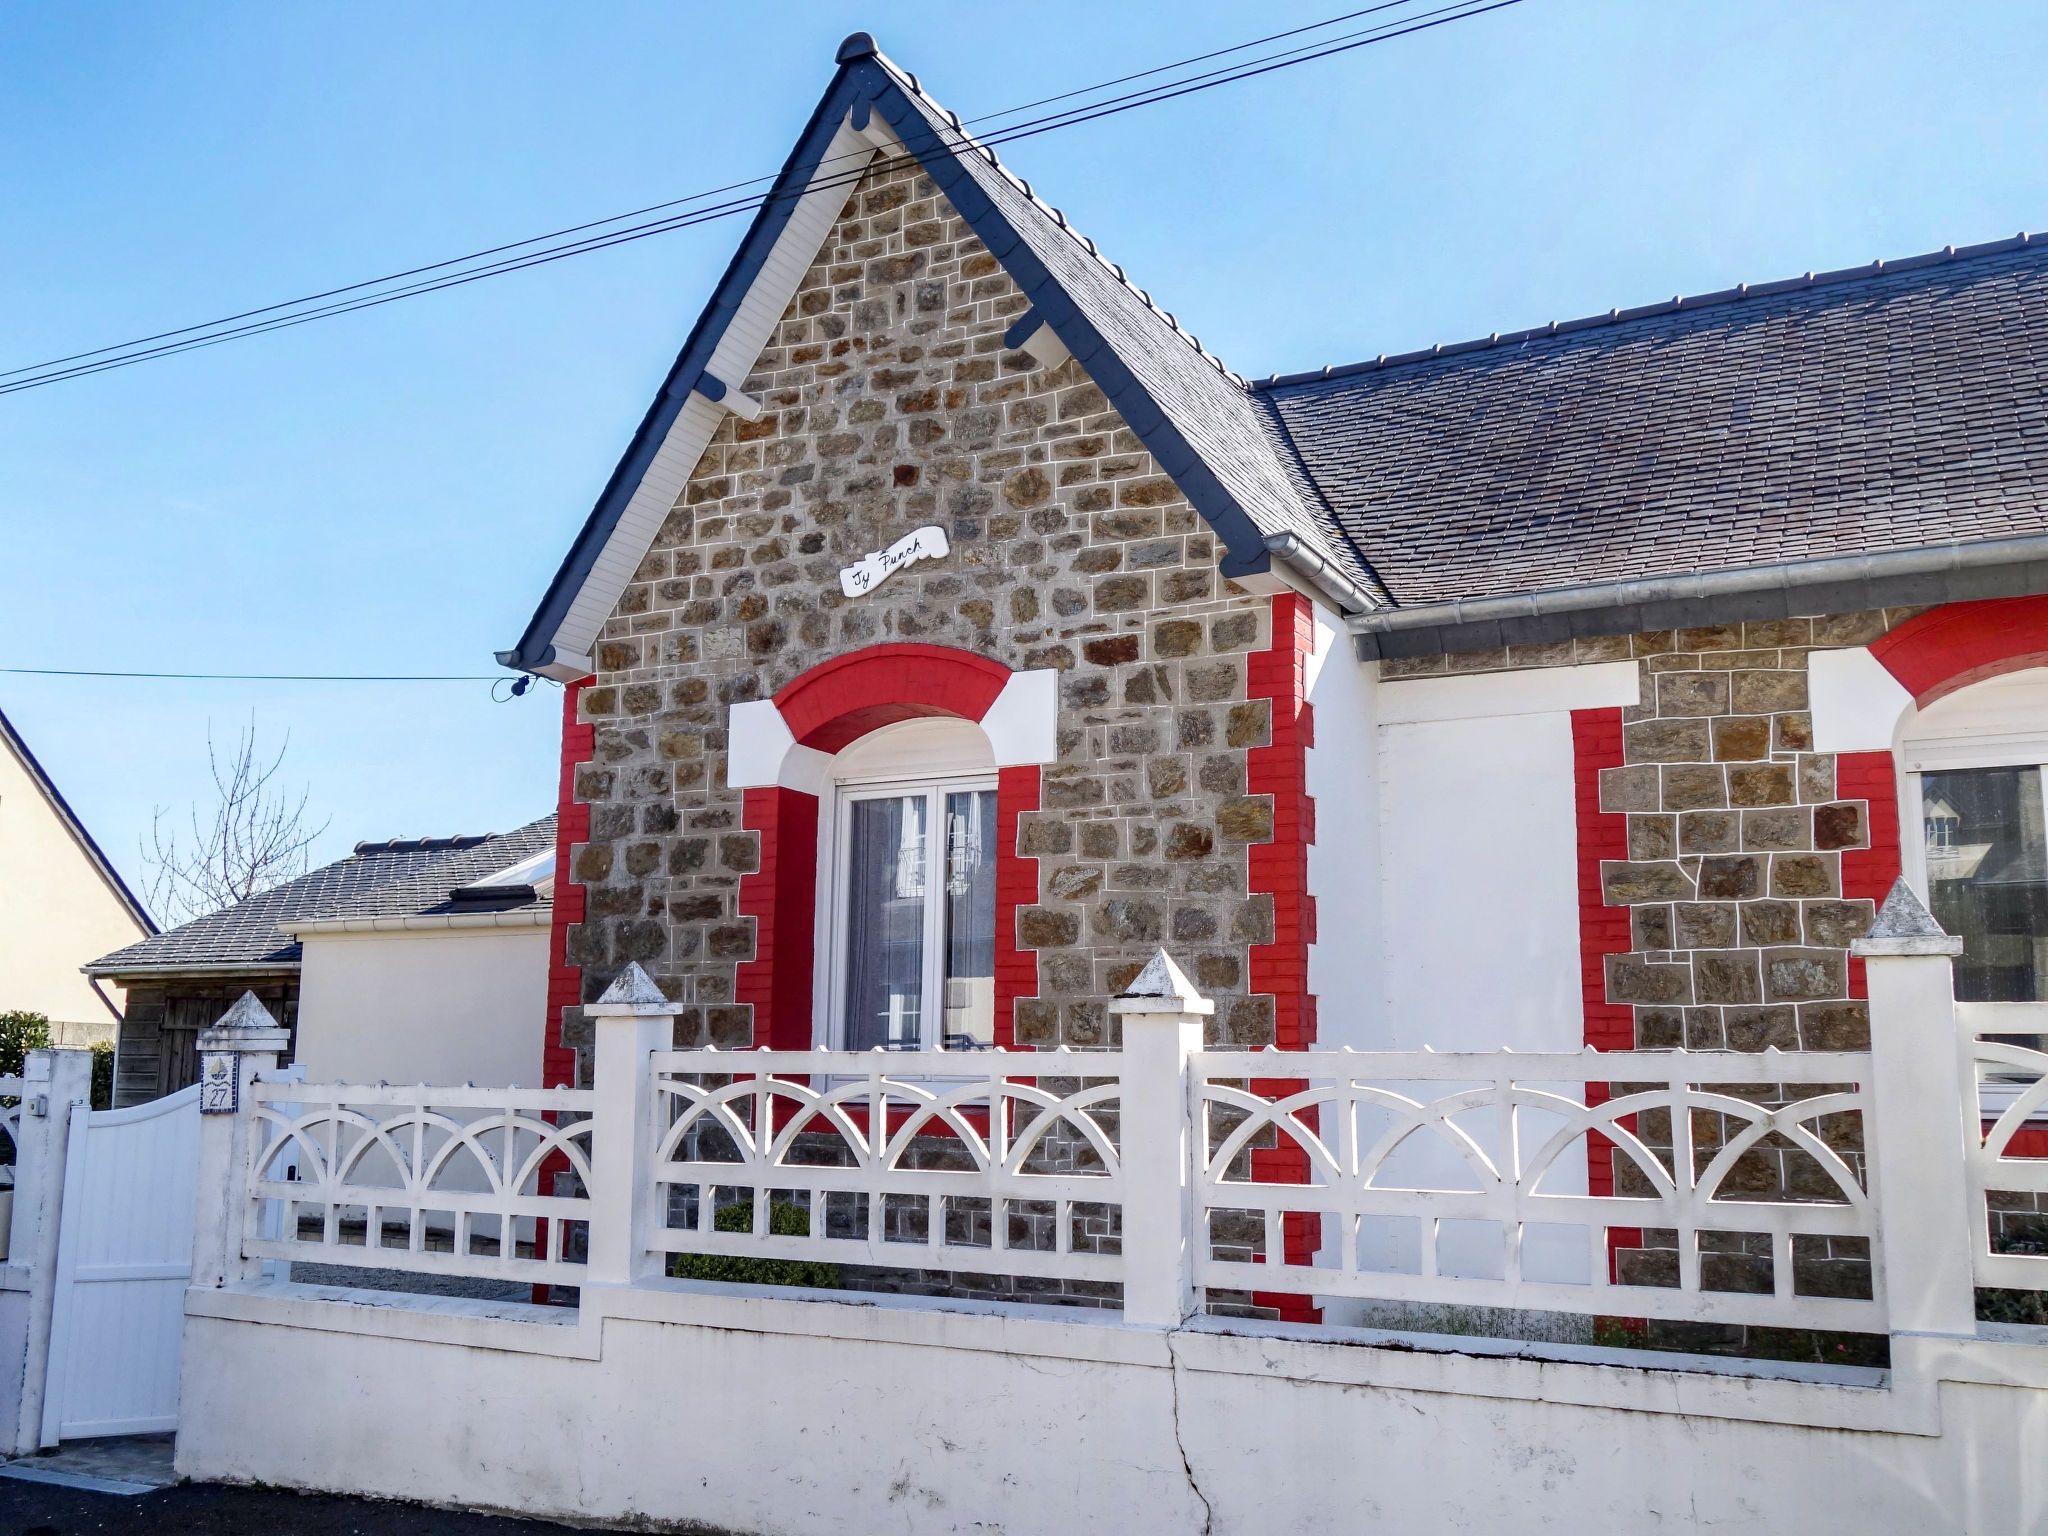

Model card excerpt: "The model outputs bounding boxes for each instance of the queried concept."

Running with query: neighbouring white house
[0,706,153,1047]
[86,816,555,1102]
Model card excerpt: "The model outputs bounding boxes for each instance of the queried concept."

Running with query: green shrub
[0,1012,50,1078]
[90,1041,114,1111]
[667,1198,840,1289]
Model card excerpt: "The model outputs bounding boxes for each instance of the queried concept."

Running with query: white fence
[240,1082,595,1287]
[650,1050,1120,1282]
[1193,1048,1878,1331]
[198,904,2048,1341]
[1964,1032,2048,1291]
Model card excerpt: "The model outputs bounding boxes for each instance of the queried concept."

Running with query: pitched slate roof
[501,35,1375,677]
[506,36,2048,667]
[86,816,555,977]
[1258,236,2048,608]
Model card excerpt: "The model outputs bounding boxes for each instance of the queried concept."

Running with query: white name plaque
[839,525,949,598]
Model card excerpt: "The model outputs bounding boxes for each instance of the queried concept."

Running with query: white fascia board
[1810,647,1915,753]
[983,668,1059,765]
[277,910,553,937]
[545,121,881,670]
[1375,661,1640,724]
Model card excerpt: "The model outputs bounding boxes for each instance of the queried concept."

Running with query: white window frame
[818,766,999,1052]
[1900,719,2048,1038]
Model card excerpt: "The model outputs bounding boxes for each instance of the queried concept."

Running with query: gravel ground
[0,1479,639,1535]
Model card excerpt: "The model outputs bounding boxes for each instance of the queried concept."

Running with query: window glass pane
[844,796,927,1050]
[1923,767,2048,1002]
[942,790,999,1049]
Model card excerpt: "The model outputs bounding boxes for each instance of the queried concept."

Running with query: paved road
[0,1479,621,1534]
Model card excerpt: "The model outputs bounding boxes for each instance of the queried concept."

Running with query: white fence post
[190,993,291,1292]
[5,1049,91,1456]
[1852,879,1978,1338]
[582,964,673,1288]
[1110,949,1211,1329]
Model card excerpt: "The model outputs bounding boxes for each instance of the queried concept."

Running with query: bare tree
[143,720,330,925]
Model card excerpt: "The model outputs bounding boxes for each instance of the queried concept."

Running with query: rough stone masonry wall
[562,152,1280,1076]
[1386,613,1917,1338]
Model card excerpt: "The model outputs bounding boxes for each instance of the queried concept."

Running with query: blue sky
[4,1,2045,916]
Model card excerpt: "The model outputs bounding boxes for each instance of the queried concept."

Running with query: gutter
[1348,533,2048,661]
[1262,533,1378,618]
[82,959,301,982]
[278,910,553,937]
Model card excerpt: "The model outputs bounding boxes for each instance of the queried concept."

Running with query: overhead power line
[0,668,500,681]
[1,0,1523,397]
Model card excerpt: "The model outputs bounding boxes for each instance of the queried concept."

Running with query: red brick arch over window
[1868,595,2048,706]
[737,644,1039,1050]
[772,643,1011,750]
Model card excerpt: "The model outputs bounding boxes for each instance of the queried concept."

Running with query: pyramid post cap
[1851,878,1965,957]
[197,990,291,1051]
[586,962,681,1016]
[1109,949,1215,1016]
[837,32,879,63]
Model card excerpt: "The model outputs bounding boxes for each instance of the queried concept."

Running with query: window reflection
[943,790,998,1049]
[844,795,926,1050]
[1923,766,2048,1002]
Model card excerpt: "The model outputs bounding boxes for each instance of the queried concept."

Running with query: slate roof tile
[1256,240,2048,607]
[87,816,556,975]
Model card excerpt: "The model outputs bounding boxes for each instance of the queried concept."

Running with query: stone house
[498,34,2048,1321]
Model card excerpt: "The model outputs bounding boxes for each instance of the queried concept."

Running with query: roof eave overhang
[503,44,1317,676]
[1350,533,2048,660]
[83,959,301,982]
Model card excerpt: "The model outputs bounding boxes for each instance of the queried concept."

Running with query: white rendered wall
[293,928,548,1088]
[0,743,146,1040]
[1363,663,1637,1053]
[1304,603,1382,1046]
[178,1283,2048,1535]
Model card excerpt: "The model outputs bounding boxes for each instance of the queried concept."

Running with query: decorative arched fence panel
[650,1048,1123,1284]
[241,1081,596,1286]
[1192,1048,1882,1333]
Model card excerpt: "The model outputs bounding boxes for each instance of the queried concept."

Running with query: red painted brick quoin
[1570,706,1634,1262]
[994,765,1042,1049]
[1246,592,1319,1319]
[773,643,1009,752]
[1870,595,2048,706]
[1838,750,1902,1000]
[1247,591,1318,1050]
[543,678,595,1091]
[735,787,820,1050]
[1572,708,1634,1059]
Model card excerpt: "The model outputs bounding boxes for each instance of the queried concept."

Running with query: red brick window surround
[733,644,1041,1052]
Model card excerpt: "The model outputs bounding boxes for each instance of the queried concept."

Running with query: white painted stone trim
[1374,660,1639,724]
[725,699,799,789]
[1810,646,1915,752]
[982,667,1058,766]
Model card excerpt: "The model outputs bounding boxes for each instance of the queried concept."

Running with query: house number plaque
[198,1052,239,1114]
[839,525,949,598]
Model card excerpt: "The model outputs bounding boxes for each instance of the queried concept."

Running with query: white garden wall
[177,1280,2048,1534]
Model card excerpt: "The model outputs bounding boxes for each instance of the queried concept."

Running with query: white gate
[40,1085,199,1444]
